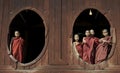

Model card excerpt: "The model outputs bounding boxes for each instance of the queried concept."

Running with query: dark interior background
[8,10,45,63]
[73,8,110,42]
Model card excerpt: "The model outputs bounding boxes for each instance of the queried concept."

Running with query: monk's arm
[82,37,86,43]
[106,37,112,45]
[99,38,103,43]
[9,42,12,55]
[9,38,13,55]
[103,37,112,45]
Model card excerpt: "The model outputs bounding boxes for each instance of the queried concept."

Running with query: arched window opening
[72,8,111,64]
[8,10,45,63]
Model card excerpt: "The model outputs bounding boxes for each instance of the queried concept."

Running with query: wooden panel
[0,0,4,65]
[3,0,12,65]
[61,0,85,67]
[48,0,67,65]
[117,1,120,65]
[0,0,11,65]
[61,0,72,65]
[48,0,56,64]
[53,0,62,64]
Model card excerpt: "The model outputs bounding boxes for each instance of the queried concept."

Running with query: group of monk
[9,29,112,64]
[73,29,112,64]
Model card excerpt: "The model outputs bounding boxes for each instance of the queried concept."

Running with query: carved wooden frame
[7,7,48,68]
[71,8,116,70]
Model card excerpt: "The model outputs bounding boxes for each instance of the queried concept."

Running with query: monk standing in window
[82,30,91,63]
[95,29,112,63]
[89,29,99,64]
[73,34,83,58]
[10,31,24,63]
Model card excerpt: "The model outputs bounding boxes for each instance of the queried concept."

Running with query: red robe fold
[11,37,24,62]
[95,36,112,63]
[76,43,83,58]
[89,37,99,64]
[82,37,91,63]
[82,36,99,64]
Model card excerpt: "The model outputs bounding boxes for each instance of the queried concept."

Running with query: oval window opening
[8,10,45,63]
[73,8,112,64]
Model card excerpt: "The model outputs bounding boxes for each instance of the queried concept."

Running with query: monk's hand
[103,40,107,43]
[83,39,86,43]
[82,37,86,43]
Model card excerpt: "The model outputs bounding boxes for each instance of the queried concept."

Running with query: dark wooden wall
[0,0,120,73]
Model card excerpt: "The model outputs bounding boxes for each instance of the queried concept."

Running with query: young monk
[82,30,91,63]
[89,29,99,64]
[73,34,83,58]
[95,29,112,63]
[10,31,24,63]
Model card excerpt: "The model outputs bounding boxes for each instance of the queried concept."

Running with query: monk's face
[102,29,108,36]
[85,30,90,37]
[90,29,95,36]
[74,34,79,41]
[15,31,20,37]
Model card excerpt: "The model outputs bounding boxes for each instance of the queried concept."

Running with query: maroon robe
[82,36,99,64]
[82,37,91,63]
[95,36,112,63]
[11,37,24,62]
[76,43,83,58]
[89,37,99,64]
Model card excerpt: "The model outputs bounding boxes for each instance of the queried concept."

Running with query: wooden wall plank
[117,0,120,65]
[61,0,72,65]
[2,0,11,65]
[48,0,56,64]
[48,0,66,65]
[53,0,62,64]
[0,0,11,65]
[0,0,4,65]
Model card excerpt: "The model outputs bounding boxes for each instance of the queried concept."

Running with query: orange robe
[11,37,24,62]
[95,36,112,63]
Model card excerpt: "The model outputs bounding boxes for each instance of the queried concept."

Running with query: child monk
[82,30,91,63]
[73,34,83,58]
[89,29,99,64]
[95,29,112,63]
[10,31,24,63]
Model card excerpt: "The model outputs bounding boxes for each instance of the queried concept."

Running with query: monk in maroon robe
[73,34,83,58]
[76,43,83,58]
[82,30,91,63]
[10,31,24,63]
[89,29,99,64]
[95,29,112,63]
